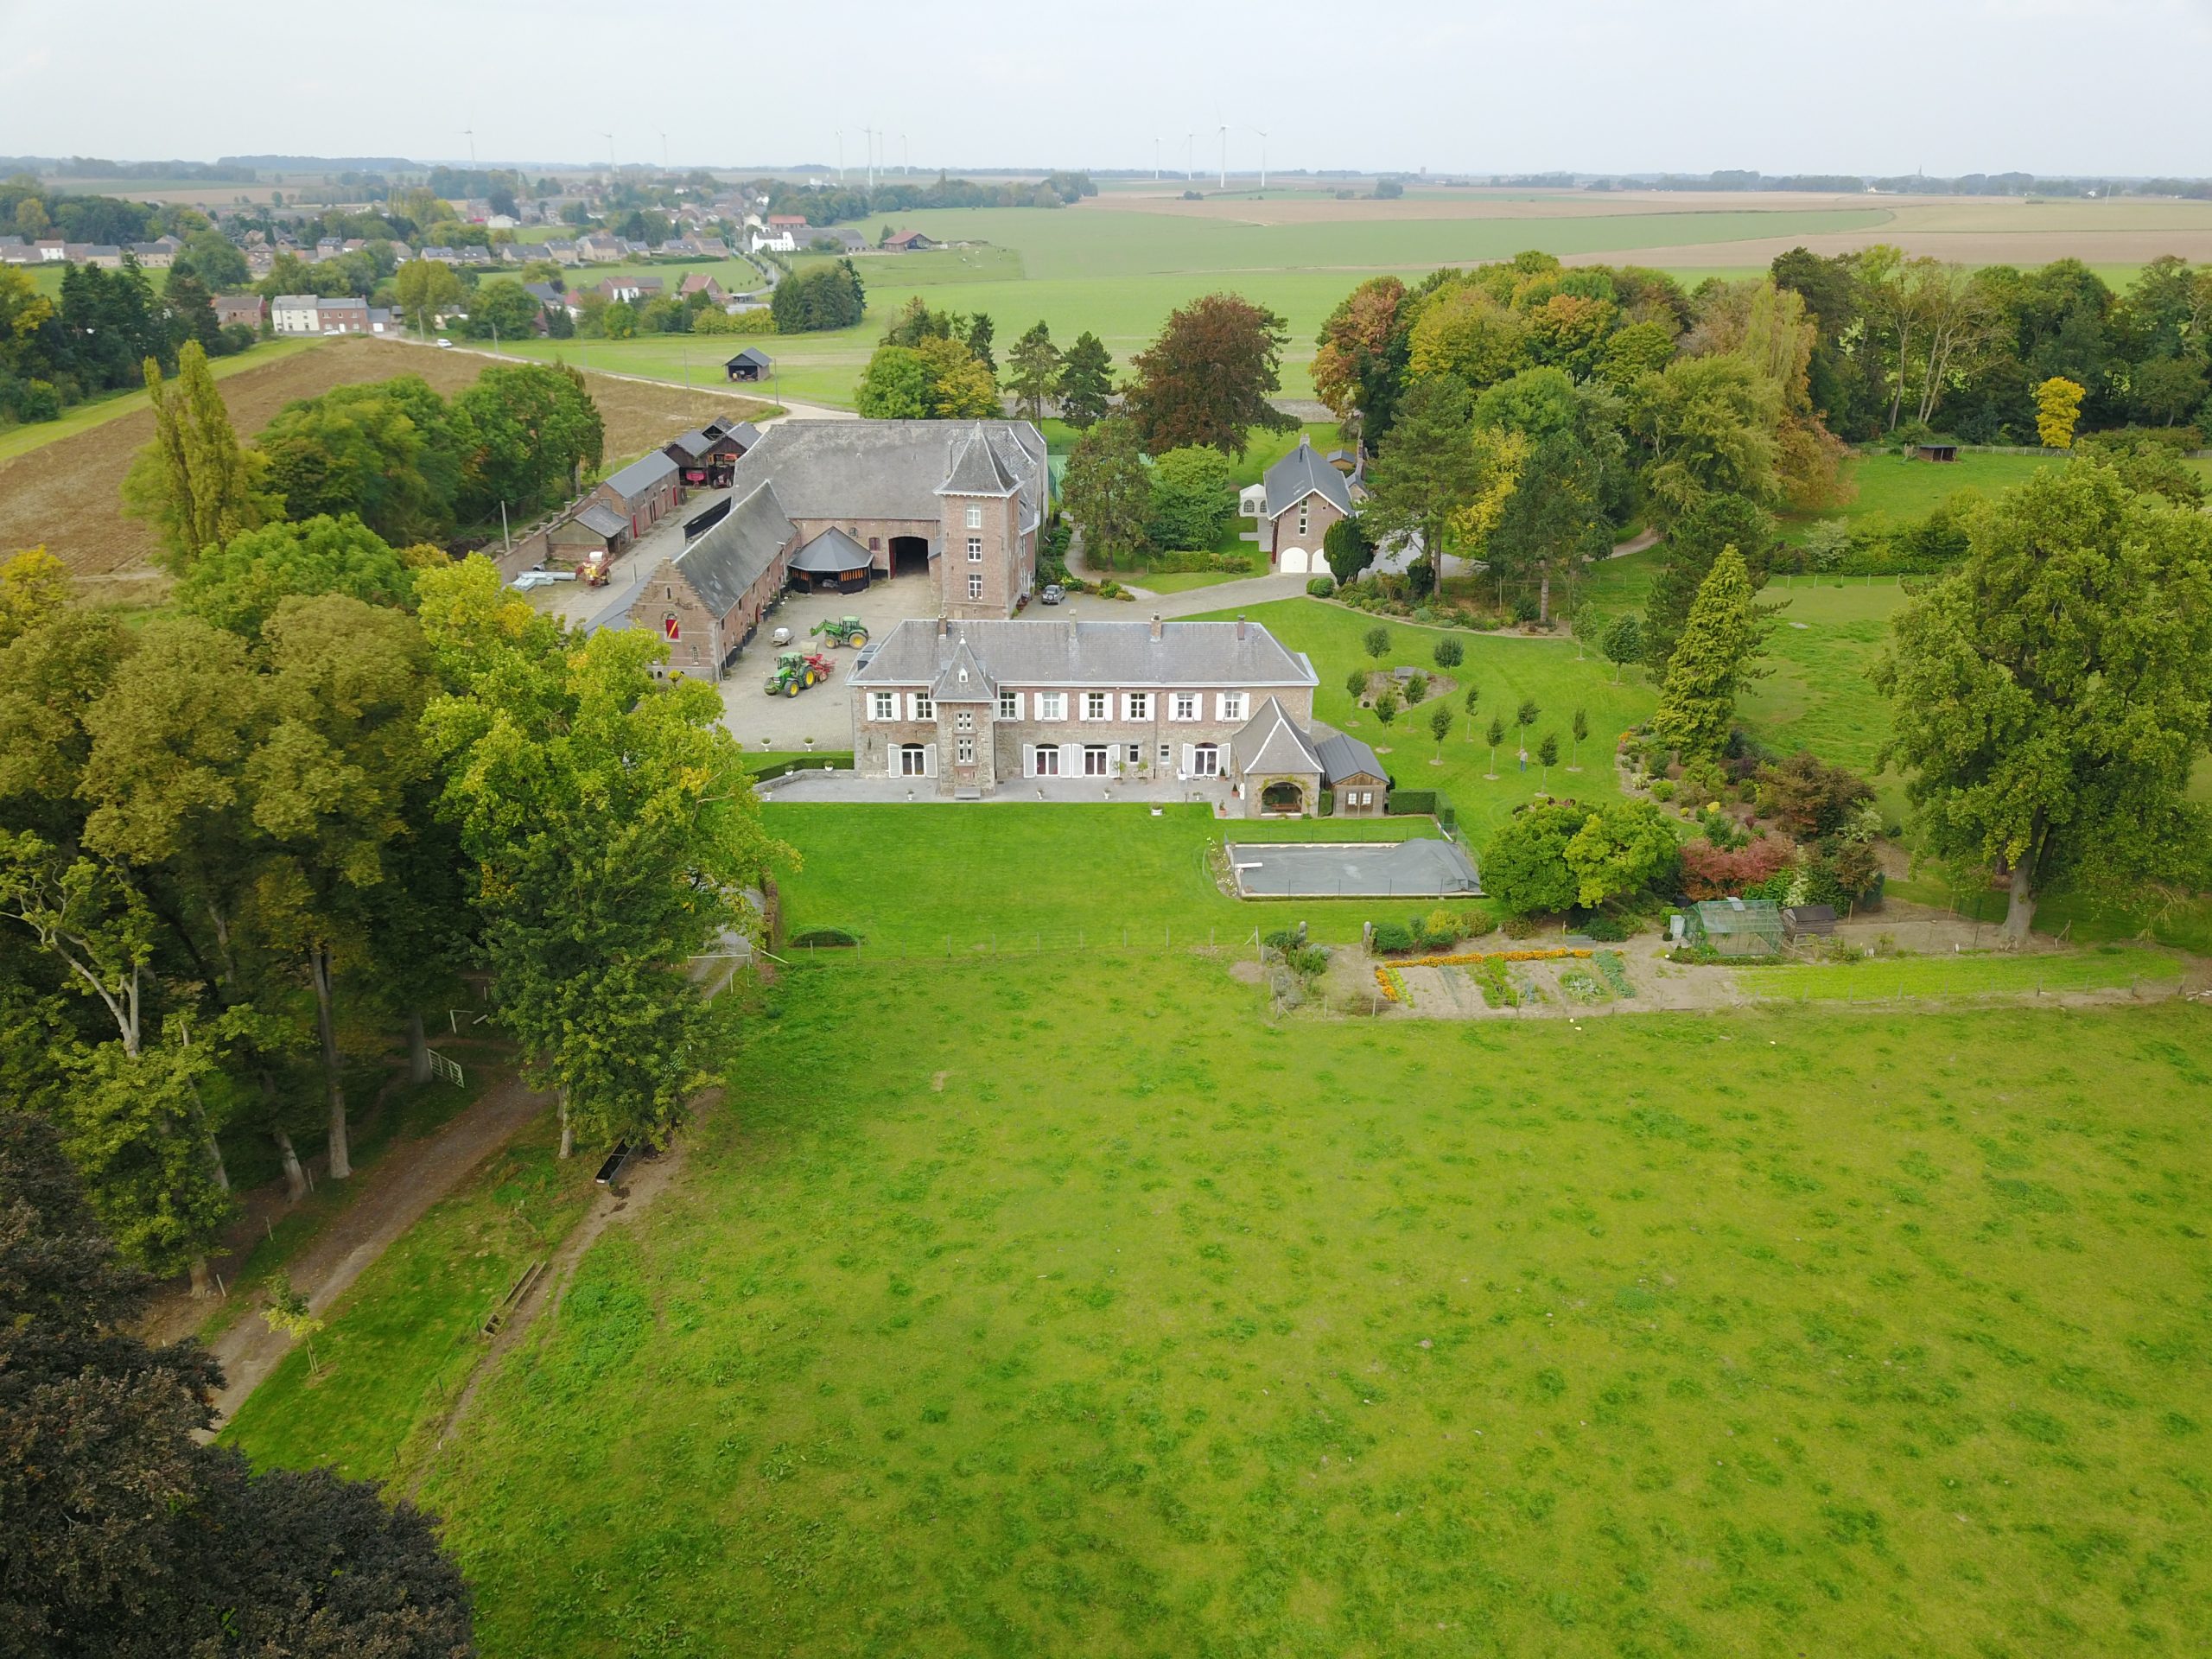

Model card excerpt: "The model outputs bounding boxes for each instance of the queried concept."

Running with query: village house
[677,272,728,306]
[213,293,267,331]
[882,229,938,251]
[597,275,663,305]
[576,233,626,263]
[845,615,1343,812]
[1239,433,1354,575]
[543,238,582,266]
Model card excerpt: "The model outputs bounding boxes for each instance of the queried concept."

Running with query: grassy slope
[420,951,2212,1657]
[0,337,323,463]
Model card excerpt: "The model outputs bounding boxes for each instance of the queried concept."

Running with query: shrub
[1501,913,1544,939]
[1419,908,1465,949]
[1482,800,1587,917]
[1677,834,1796,899]
[1306,575,1336,597]
[1649,779,1676,801]
[1387,789,1439,817]
[1579,911,1630,942]
[788,927,863,948]
[1370,921,1415,954]
[1756,751,1875,836]
[1432,634,1465,668]
[1287,944,1330,978]
[1262,927,1303,952]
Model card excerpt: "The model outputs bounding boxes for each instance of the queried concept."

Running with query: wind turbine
[1216,107,1227,191]
[902,132,909,176]
[836,131,844,183]
[1249,127,1268,193]
[462,128,475,168]
[1154,137,1161,181]
[1185,131,1194,182]
[601,132,615,178]
[659,129,669,171]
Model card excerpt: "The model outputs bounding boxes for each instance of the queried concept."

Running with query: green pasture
[1781,449,2062,539]
[1743,944,2183,1001]
[410,952,2212,1656]
[219,1098,596,1484]
[477,202,1890,408]
[0,335,321,463]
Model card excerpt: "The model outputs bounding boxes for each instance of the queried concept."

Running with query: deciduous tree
[121,342,272,571]
[1124,293,1294,457]
[1875,461,2212,939]
[1060,417,1151,569]
[2035,375,2086,448]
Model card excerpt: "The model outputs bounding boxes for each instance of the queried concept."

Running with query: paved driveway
[717,573,929,751]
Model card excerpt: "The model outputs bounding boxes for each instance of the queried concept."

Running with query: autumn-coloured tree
[1124,293,1294,457]
[2035,376,2086,448]
[1311,275,1408,436]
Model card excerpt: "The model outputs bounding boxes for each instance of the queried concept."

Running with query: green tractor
[762,650,834,698]
[810,614,869,649]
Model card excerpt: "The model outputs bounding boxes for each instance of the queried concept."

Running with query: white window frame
[1218,692,1247,722]
[967,537,983,562]
[912,692,934,721]
[955,709,974,733]
[899,744,929,777]
[1172,692,1198,722]
[1083,744,1110,777]
[1033,745,1060,776]
[998,690,1020,719]
[1084,690,1109,721]
[957,737,975,764]
[1159,742,1172,763]
[1038,691,1066,721]
[1192,743,1221,777]
[1297,501,1310,537]
[968,573,983,600]
[1125,691,1151,721]
[965,504,982,529]
[870,691,896,721]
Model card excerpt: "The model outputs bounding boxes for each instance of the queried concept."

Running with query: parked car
[1040,583,1065,606]
[435,337,454,349]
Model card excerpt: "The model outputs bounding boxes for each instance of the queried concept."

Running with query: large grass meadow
[411,951,2212,1656]
[486,200,1885,407]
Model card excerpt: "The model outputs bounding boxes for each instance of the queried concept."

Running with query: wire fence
[775,925,1271,966]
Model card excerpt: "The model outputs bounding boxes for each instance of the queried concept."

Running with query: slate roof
[572,502,630,539]
[929,639,997,702]
[724,346,772,369]
[1263,433,1355,520]
[937,423,1020,497]
[849,618,1319,691]
[702,419,760,448]
[599,449,679,505]
[1233,698,1325,777]
[671,480,796,614]
[724,419,1046,527]
[786,526,872,575]
[1314,730,1386,785]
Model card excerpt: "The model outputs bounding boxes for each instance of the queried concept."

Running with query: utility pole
[499,499,511,556]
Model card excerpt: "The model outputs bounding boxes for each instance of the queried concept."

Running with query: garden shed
[1688,897,1784,957]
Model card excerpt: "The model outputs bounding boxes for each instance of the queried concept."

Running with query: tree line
[2,351,778,1299]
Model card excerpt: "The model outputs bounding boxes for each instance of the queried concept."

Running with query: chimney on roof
[938,614,950,640]
[1065,618,1077,648]
[1149,613,1162,641]
[1236,614,1247,641]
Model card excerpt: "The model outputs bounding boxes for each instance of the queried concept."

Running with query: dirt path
[203,1075,550,1427]
[408,1090,715,1493]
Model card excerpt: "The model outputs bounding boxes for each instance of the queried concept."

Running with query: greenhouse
[1686,897,1785,957]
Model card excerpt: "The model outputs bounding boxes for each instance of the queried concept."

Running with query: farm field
[384,950,2212,1657]
[474,188,2212,409]
[0,337,776,578]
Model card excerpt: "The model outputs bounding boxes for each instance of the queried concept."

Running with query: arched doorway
[1261,779,1306,815]
[889,535,931,579]
[1277,547,1310,575]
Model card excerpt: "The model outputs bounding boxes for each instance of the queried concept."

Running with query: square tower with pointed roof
[935,422,1039,619]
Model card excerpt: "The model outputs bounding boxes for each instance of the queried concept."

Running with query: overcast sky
[7,0,2212,179]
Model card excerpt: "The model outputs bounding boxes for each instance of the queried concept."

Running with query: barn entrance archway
[889,535,931,578]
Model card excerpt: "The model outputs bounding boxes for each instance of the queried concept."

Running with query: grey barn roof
[1263,433,1355,520]
[671,480,796,614]
[786,526,872,575]
[600,448,679,505]
[849,618,1319,690]
[722,419,1046,527]
[1234,698,1325,775]
[571,502,630,539]
[1314,730,1386,785]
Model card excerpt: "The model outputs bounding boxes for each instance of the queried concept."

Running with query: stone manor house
[845,614,1388,817]
[609,420,1046,677]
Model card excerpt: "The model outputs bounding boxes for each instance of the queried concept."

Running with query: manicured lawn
[414,950,2212,1657]
[1190,598,1662,843]
[1782,449,2060,538]
[219,1101,594,1485]
[764,802,1431,951]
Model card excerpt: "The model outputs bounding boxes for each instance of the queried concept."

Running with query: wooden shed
[725,346,772,384]
[1910,443,1959,462]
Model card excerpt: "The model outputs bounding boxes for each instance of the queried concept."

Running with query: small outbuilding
[1782,902,1839,939]
[549,501,633,563]
[786,527,874,594]
[725,346,773,384]
[1314,730,1389,817]
[1910,443,1959,462]
[1686,897,1784,957]
[664,425,750,489]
